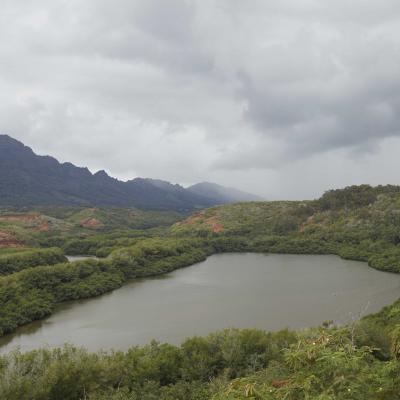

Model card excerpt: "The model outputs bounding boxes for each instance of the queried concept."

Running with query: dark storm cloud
[237,29,400,162]
[1,0,400,197]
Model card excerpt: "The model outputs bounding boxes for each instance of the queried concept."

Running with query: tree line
[0,247,66,275]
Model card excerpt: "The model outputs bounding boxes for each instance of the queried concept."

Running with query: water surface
[1,253,399,353]
[66,255,98,262]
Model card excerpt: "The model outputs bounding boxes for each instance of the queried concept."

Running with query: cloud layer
[1,0,400,198]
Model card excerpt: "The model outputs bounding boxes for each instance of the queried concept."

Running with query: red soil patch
[180,212,204,226]
[299,216,311,232]
[0,213,51,232]
[177,212,223,233]
[0,213,40,223]
[175,212,204,227]
[205,216,223,233]
[299,215,329,232]
[80,218,103,229]
[0,230,22,248]
[35,221,50,232]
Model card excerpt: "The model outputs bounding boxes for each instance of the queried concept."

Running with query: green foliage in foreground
[214,332,400,400]
[0,247,67,275]
[0,329,296,400]
[1,324,400,400]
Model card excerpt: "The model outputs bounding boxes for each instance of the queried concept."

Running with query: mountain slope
[173,184,400,239]
[172,184,400,269]
[0,135,215,210]
[187,181,263,204]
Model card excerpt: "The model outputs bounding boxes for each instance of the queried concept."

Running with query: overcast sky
[1,0,400,199]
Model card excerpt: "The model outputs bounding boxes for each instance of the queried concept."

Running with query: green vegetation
[2,185,400,399]
[45,228,169,257]
[0,247,34,255]
[55,206,183,231]
[0,328,297,400]
[0,206,185,249]
[1,320,400,399]
[0,248,66,275]
[0,238,210,335]
[173,184,400,273]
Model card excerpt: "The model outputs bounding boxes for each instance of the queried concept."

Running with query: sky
[1,0,400,200]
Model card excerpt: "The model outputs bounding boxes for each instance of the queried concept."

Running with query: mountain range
[0,135,262,210]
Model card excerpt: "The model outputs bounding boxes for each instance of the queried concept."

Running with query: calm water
[66,255,98,262]
[1,253,400,353]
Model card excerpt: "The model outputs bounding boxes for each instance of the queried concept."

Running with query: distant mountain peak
[0,134,29,149]
[0,135,261,210]
[0,134,20,143]
[94,170,110,178]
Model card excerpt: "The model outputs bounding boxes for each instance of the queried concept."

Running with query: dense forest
[3,321,400,400]
[1,184,400,399]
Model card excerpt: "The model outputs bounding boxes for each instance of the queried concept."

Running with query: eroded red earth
[80,218,103,229]
[0,214,40,223]
[178,212,224,233]
[0,230,22,248]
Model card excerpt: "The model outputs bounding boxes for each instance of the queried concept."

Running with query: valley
[1,184,400,399]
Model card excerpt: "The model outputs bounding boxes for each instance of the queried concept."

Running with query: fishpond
[1,253,400,353]
[66,255,98,262]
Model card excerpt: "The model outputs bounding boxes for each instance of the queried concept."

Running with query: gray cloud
[1,0,400,198]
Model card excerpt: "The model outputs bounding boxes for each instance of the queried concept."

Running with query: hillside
[173,184,400,235]
[0,206,183,250]
[173,184,400,271]
[2,184,400,399]
[0,135,224,210]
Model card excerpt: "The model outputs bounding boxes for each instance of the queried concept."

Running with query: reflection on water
[1,253,400,353]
